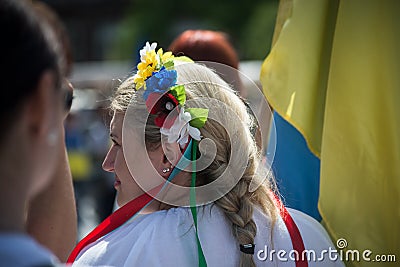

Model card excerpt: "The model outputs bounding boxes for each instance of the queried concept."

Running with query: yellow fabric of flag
[261,0,400,265]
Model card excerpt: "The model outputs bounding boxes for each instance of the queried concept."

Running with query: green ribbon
[190,140,207,267]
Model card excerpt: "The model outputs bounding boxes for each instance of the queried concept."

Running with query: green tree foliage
[109,0,278,62]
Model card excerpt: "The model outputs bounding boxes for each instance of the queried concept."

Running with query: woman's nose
[102,148,115,172]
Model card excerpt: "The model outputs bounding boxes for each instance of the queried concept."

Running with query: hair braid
[213,152,259,267]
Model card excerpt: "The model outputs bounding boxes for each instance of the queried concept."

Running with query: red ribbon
[272,194,308,267]
[67,186,162,263]
[68,186,307,267]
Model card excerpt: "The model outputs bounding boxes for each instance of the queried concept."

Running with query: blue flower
[144,68,177,101]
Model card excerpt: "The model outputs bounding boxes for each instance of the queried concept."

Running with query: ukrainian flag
[266,111,321,221]
[261,0,400,266]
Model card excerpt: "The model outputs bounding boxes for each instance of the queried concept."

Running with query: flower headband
[133,42,209,148]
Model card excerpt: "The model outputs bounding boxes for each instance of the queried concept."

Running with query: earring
[162,167,170,173]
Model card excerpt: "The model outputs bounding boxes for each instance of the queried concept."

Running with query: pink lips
[114,176,121,188]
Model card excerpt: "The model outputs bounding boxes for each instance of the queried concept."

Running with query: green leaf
[163,60,174,70]
[169,85,186,106]
[187,108,209,128]
[174,56,194,63]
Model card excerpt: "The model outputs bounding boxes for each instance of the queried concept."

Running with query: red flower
[145,92,179,128]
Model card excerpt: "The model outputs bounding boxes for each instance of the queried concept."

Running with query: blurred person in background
[169,30,245,97]
[0,0,76,265]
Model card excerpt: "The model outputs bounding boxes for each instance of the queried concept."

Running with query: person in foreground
[69,42,344,267]
[0,0,76,265]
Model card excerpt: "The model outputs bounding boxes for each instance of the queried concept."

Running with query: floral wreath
[133,42,209,148]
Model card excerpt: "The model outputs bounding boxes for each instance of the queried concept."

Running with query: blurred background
[39,0,279,240]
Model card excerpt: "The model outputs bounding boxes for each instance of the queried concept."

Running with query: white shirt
[73,204,344,267]
[0,233,59,267]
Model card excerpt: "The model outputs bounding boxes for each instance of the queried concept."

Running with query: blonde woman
[69,43,343,267]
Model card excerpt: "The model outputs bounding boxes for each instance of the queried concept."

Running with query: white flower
[139,42,157,61]
[160,107,201,148]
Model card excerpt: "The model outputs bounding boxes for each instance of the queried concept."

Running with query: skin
[26,139,77,262]
[102,112,189,211]
[26,79,77,262]
[27,3,78,260]
[0,71,65,234]
[102,112,147,207]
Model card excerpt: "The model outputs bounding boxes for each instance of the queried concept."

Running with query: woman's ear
[162,142,181,167]
[148,141,181,178]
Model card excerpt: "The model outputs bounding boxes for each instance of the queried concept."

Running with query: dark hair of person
[33,1,73,76]
[0,0,62,136]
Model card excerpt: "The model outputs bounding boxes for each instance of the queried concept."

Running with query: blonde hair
[111,62,278,267]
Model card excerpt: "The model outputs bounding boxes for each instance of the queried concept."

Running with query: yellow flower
[134,43,177,90]
[144,50,158,67]
[134,50,159,90]
[143,66,155,79]
[134,67,153,89]
[157,48,174,64]
[139,42,157,61]
[133,74,145,90]
[137,62,155,79]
